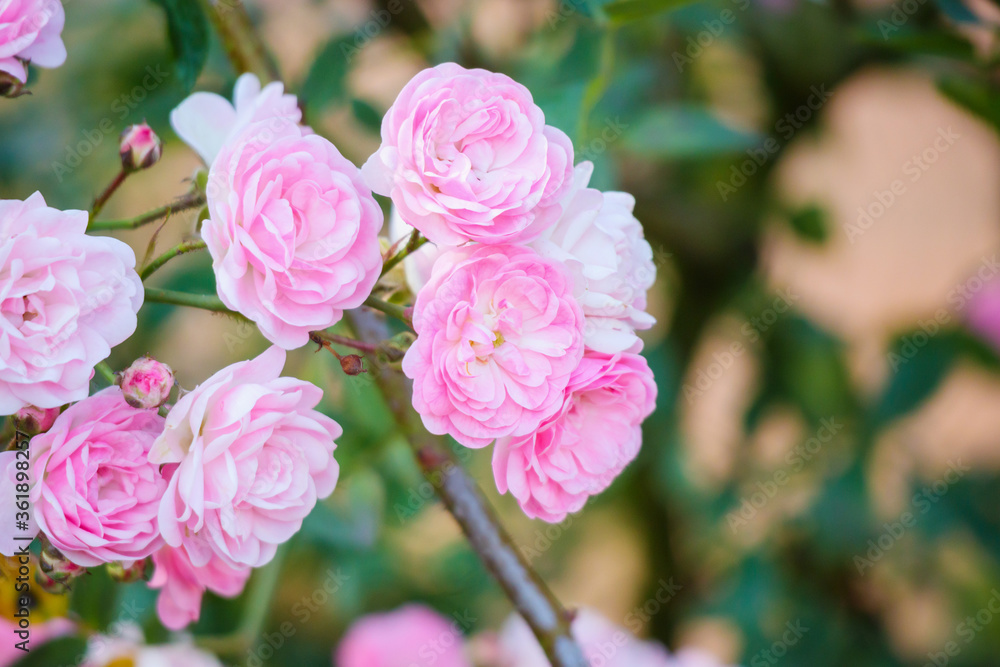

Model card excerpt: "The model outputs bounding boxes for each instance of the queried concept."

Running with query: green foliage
[148,0,209,92]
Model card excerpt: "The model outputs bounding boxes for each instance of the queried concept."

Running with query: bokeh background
[3,0,1000,665]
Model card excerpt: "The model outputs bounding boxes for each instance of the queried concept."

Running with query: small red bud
[120,123,162,171]
[340,354,366,376]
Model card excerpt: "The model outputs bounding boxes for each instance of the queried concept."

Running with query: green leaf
[787,204,828,243]
[301,35,357,115]
[603,0,698,23]
[937,74,1000,133]
[622,105,760,159]
[875,329,959,426]
[148,0,209,93]
[11,637,86,667]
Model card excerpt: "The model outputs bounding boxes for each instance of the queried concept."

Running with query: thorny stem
[203,5,590,665]
[310,330,379,354]
[362,295,412,326]
[143,287,234,314]
[380,232,428,278]
[88,190,206,232]
[92,169,127,219]
[141,239,208,281]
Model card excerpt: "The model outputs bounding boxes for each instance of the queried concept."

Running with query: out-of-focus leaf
[148,0,209,93]
[934,0,981,23]
[301,34,356,115]
[603,0,698,24]
[874,329,959,426]
[787,204,828,243]
[351,98,383,133]
[301,469,384,550]
[937,74,1000,133]
[857,27,976,60]
[622,105,760,159]
[11,637,86,667]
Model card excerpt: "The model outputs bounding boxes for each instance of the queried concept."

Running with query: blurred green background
[4,0,1000,665]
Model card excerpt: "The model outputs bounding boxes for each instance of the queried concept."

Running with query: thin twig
[92,169,128,218]
[380,232,428,278]
[141,239,208,281]
[362,295,412,327]
[144,287,233,314]
[311,330,378,354]
[88,191,206,232]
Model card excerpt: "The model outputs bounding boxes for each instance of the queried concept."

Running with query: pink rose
[118,356,174,410]
[493,351,656,522]
[170,73,303,166]
[150,346,341,568]
[28,387,167,566]
[0,193,143,413]
[203,117,383,349]
[363,63,574,246]
[82,625,223,667]
[149,544,251,631]
[0,0,66,83]
[496,608,673,667]
[402,244,584,448]
[336,605,472,667]
[532,162,657,354]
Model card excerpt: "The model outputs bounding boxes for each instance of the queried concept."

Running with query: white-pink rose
[149,544,251,631]
[532,162,657,354]
[150,346,341,568]
[402,244,584,448]
[336,605,472,667]
[28,387,167,566]
[0,193,143,414]
[82,625,223,667]
[170,73,303,166]
[0,0,66,83]
[363,62,574,246]
[203,117,383,349]
[493,350,656,522]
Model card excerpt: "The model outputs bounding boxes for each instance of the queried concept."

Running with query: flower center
[1,295,39,328]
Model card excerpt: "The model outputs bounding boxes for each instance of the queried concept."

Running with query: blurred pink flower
[403,244,584,448]
[967,279,1000,351]
[336,605,472,667]
[170,72,302,166]
[28,387,167,566]
[493,350,656,522]
[532,162,657,354]
[149,543,251,631]
[203,117,383,349]
[82,624,223,667]
[0,193,143,414]
[118,356,174,410]
[0,617,74,667]
[150,346,341,568]
[0,0,66,83]
[363,62,574,246]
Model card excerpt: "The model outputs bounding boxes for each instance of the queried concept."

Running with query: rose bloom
[0,0,66,83]
[82,624,223,667]
[532,161,657,354]
[336,605,471,667]
[496,608,673,667]
[150,346,341,568]
[203,117,383,349]
[149,544,251,631]
[0,193,143,414]
[28,387,167,567]
[493,350,656,522]
[170,72,303,166]
[363,62,574,246]
[403,244,584,448]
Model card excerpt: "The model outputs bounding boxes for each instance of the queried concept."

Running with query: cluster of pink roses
[336,604,730,667]
[367,63,659,522]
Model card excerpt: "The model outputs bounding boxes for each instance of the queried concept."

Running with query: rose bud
[107,559,149,583]
[0,70,28,98]
[13,405,60,435]
[118,357,174,409]
[39,539,86,586]
[120,123,162,171]
[339,354,366,376]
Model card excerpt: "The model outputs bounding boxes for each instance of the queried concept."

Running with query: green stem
[141,239,208,281]
[363,296,412,326]
[94,361,117,386]
[380,233,428,278]
[88,191,206,232]
[201,0,280,83]
[144,287,233,314]
[311,330,379,354]
[92,169,128,219]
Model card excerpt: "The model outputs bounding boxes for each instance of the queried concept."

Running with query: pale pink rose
[118,356,174,410]
[150,346,341,568]
[27,387,167,567]
[362,63,574,246]
[496,608,673,667]
[149,544,251,631]
[0,0,66,83]
[82,624,223,667]
[0,193,143,414]
[170,72,303,166]
[493,350,656,522]
[203,117,383,349]
[336,605,472,667]
[671,648,734,667]
[402,244,584,448]
[532,162,657,354]
[0,617,74,666]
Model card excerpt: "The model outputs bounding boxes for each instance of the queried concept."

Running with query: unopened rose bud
[35,568,70,595]
[120,123,162,171]
[107,559,148,583]
[117,356,174,409]
[39,541,85,587]
[0,71,28,98]
[13,405,60,434]
[340,354,366,376]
